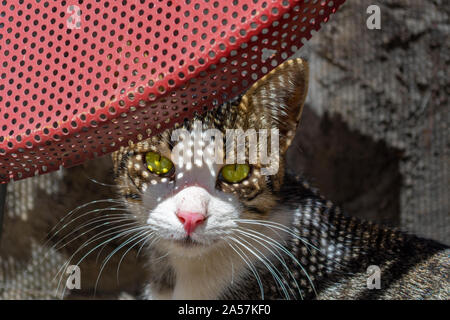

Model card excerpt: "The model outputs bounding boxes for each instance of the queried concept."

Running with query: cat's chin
[173,236,202,248]
[161,237,220,257]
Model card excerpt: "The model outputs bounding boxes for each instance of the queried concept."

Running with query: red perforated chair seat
[0,0,345,183]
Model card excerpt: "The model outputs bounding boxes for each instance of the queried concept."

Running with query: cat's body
[111,59,449,300]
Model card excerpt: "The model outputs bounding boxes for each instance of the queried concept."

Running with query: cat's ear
[239,58,309,153]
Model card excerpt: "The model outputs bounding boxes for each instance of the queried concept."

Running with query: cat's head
[112,58,308,257]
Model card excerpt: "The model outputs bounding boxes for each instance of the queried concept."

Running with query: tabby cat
[112,58,449,299]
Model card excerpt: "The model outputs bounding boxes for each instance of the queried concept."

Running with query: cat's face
[112,59,308,257]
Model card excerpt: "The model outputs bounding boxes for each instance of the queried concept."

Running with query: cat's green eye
[220,164,251,183]
[145,151,174,176]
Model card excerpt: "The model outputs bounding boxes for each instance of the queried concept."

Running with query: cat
[111,58,449,300]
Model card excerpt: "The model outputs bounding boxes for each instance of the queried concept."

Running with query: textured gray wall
[288,0,449,244]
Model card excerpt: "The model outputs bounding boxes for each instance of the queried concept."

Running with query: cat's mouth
[164,234,217,257]
[172,236,203,248]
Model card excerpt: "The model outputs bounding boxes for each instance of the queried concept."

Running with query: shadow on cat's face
[112,59,309,257]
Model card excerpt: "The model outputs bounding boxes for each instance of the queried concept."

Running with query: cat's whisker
[116,231,154,284]
[46,198,125,240]
[58,225,151,298]
[94,229,151,294]
[53,219,138,252]
[229,254,235,286]
[150,251,169,263]
[225,238,265,300]
[45,205,128,254]
[54,202,126,224]
[136,233,158,258]
[49,206,130,239]
[86,219,142,264]
[235,219,321,253]
[95,241,110,265]
[230,235,291,300]
[41,215,129,266]
[127,172,144,194]
[92,219,146,264]
[235,227,287,263]
[234,220,320,295]
[52,220,140,287]
[53,223,143,296]
[84,174,118,188]
[242,218,342,272]
[235,228,304,298]
[235,220,288,246]
[50,214,133,252]
[236,226,317,296]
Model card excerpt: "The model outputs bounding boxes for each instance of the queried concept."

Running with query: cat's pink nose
[176,211,206,235]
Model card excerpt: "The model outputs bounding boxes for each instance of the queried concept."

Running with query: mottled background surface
[1,0,448,299]
[289,0,449,244]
